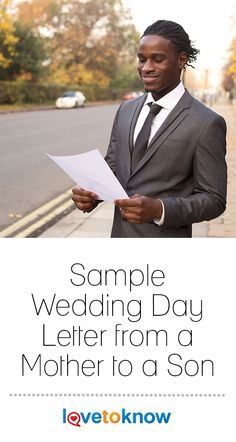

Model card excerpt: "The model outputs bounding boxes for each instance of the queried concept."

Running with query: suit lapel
[128,94,147,151]
[129,90,194,177]
[122,94,147,176]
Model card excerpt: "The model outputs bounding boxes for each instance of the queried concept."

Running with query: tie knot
[148,103,162,115]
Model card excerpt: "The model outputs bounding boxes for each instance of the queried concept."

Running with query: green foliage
[0,81,64,104]
[111,63,143,90]
[17,0,140,88]
[0,0,18,70]
[0,22,49,80]
[0,0,141,103]
[0,81,127,104]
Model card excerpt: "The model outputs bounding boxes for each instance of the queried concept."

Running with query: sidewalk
[40,100,236,238]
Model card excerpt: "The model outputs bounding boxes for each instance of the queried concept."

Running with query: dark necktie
[131,103,162,171]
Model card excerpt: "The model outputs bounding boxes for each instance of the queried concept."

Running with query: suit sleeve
[160,114,227,228]
[104,103,124,174]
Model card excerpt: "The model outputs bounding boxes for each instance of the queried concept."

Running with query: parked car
[55,91,86,109]
[122,91,144,101]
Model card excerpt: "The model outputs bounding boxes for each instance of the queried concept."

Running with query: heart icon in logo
[67,412,81,427]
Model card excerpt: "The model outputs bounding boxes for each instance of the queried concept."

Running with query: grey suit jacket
[105,90,227,237]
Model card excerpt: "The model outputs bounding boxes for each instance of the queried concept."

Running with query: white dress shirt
[133,81,185,225]
[134,81,185,144]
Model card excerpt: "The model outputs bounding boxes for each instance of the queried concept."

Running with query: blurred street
[0,104,118,231]
[38,98,236,238]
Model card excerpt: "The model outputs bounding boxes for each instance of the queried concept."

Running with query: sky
[123,0,236,87]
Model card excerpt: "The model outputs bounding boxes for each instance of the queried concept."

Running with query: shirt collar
[144,81,185,111]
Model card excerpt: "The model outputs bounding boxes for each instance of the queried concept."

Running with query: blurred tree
[17,0,139,87]
[1,22,48,81]
[111,62,142,90]
[222,70,235,92]
[0,0,18,71]
[223,38,236,91]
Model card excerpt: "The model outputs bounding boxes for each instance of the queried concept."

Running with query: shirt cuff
[153,200,165,226]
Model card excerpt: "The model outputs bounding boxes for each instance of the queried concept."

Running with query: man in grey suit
[72,20,227,237]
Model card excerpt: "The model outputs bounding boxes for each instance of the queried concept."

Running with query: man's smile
[142,75,160,84]
[142,74,160,79]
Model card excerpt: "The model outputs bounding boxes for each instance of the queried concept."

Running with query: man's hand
[71,186,98,213]
[114,194,163,224]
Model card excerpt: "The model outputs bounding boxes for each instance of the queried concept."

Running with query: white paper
[47,149,128,201]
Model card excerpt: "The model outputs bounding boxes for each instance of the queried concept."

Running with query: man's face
[137,35,186,98]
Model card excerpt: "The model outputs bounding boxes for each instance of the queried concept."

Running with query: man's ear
[178,52,188,70]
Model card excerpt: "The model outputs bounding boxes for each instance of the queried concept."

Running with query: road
[0,104,119,230]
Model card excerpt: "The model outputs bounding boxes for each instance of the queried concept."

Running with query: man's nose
[142,59,155,72]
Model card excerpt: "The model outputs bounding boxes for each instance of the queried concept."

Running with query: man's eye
[138,58,146,63]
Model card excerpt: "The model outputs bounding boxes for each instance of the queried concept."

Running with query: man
[72,20,227,237]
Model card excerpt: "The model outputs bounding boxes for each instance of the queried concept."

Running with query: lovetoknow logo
[63,408,171,426]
